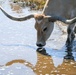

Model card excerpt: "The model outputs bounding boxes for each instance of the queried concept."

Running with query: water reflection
[59,47,76,75]
[36,47,76,75]
[37,48,50,56]
[5,59,34,70]
[1,47,75,75]
[64,47,74,60]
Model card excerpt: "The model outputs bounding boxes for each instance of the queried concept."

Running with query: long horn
[0,7,34,21]
[49,16,76,24]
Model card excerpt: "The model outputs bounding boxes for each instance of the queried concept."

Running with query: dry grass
[28,0,46,10]
[12,0,46,10]
[10,3,22,13]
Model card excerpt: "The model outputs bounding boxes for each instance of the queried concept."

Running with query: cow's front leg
[66,23,75,47]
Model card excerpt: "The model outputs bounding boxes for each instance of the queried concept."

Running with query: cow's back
[43,0,76,19]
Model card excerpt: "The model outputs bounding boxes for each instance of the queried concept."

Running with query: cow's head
[34,14,54,47]
[0,7,76,47]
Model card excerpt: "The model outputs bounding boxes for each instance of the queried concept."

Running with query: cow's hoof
[64,55,74,60]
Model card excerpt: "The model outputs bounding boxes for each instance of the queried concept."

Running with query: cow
[0,0,76,48]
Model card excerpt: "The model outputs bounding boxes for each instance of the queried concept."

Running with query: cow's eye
[48,19,51,22]
[43,27,47,31]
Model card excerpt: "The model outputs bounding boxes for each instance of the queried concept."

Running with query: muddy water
[0,1,76,75]
[0,45,76,75]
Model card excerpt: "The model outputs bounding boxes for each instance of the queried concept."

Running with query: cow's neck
[42,0,76,19]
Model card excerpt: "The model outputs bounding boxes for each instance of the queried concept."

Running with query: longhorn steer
[0,0,76,47]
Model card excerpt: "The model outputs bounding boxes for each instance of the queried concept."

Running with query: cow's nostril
[36,43,44,47]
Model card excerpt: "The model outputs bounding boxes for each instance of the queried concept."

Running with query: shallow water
[0,1,76,75]
[0,45,76,75]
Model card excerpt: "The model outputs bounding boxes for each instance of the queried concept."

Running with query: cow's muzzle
[36,42,46,47]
